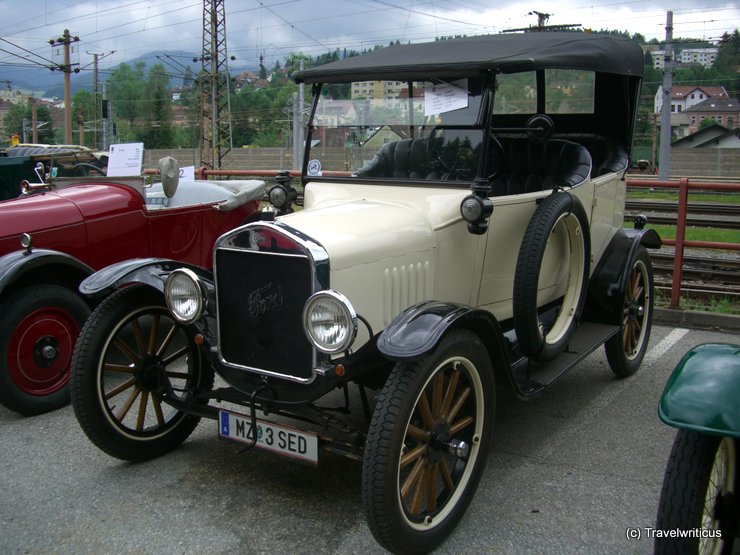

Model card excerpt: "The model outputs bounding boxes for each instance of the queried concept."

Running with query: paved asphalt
[1,324,738,554]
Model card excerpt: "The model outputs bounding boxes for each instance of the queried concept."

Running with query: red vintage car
[0,163,264,415]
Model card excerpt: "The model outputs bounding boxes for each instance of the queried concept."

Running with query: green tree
[107,61,147,126]
[230,85,278,147]
[3,103,26,140]
[72,90,96,146]
[182,66,195,89]
[137,64,173,148]
[284,53,313,75]
[714,30,739,93]
[3,101,55,144]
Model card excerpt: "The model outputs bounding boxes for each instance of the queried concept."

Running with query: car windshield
[304,79,487,182]
[303,70,596,184]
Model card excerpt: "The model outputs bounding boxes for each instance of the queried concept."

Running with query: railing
[143,168,351,180]
[193,168,350,179]
[626,177,740,309]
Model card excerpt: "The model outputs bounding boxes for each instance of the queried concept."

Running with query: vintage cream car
[71,32,659,554]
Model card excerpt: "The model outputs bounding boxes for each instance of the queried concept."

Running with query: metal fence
[626,177,740,308]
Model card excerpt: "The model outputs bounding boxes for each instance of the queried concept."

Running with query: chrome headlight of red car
[165,268,207,323]
[303,290,357,354]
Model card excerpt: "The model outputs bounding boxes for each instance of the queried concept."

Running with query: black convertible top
[294,32,644,84]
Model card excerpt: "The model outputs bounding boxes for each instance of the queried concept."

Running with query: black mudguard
[377,300,509,362]
[0,248,93,296]
[79,258,214,297]
[584,227,661,324]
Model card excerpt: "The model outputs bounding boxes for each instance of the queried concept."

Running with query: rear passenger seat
[491,138,592,196]
[553,134,629,176]
[355,133,626,197]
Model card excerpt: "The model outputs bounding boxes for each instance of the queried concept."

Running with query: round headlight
[303,291,357,354]
[165,269,205,323]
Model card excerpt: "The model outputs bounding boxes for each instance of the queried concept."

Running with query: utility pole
[529,11,551,28]
[101,81,112,150]
[77,109,85,146]
[651,113,658,173]
[91,53,99,148]
[30,98,38,143]
[658,11,673,181]
[50,30,80,144]
[197,0,233,170]
[84,50,114,149]
[503,11,580,33]
[292,60,305,170]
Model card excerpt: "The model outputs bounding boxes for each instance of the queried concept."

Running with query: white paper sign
[107,142,144,176]
[179,165,195,181]
[424,80,469,116]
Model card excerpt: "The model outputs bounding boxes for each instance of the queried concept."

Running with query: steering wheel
[526,114,555,144]
[72,162,107,176]
[487,134,506,180]
[426,128,457,180]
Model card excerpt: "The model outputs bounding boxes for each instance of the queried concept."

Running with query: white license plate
[218,409,318,464]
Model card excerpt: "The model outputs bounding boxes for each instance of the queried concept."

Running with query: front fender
[659,343,740,438]
[79,258,214,296]
[377,300,505,362]
[0,248,93,296]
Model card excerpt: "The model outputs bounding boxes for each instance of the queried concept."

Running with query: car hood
[0,192,82,241]
[279,182,467,270]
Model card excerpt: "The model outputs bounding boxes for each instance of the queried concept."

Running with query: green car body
[659,342,740,438]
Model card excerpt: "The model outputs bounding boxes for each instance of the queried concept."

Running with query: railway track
[650,251,740,300]
[625,200,740,229]
[625,195,740,301]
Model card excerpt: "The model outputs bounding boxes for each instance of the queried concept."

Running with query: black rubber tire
[513,192,590,362]
[362,329,495,554]
[0,284,90,416]
[605,246,654,377]
[655,430,737,555]
[71,285,213,461]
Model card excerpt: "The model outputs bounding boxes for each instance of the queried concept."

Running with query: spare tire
[513,192,590,361]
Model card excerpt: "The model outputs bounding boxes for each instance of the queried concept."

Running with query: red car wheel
[0,285,90,415]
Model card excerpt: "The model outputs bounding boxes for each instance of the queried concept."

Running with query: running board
[510,322,620,398]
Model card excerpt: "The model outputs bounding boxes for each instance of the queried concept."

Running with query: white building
[351,81,405,99]
[653,85,728,115]
[680,48,718,67]
[651,47,718,70]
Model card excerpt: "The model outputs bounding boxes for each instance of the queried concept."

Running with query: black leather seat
[355,141,397,177]
[356,137,433,179]
[553,134,629,176]
[540,139,592,189]
[492,138,592,195]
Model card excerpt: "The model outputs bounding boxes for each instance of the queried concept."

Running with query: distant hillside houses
[654,85,729,115]
[684,98,739,134]
[649,47,718,70]
[351,81,405,99]
[653,85,737,139]
[666,96,739,139]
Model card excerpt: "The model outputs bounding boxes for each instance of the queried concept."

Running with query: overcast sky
[0,0,737,79]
